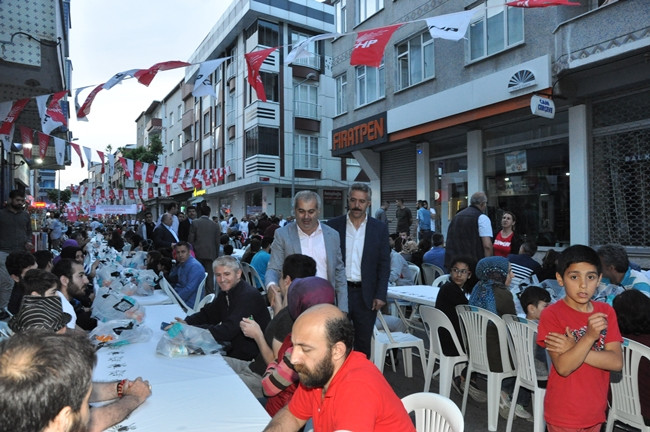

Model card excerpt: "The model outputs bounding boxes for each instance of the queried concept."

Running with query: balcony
[553,1,650,74]
[292,54,322,71]
[294,101,321,120]
[244,101,280,129]
[226,62,236,82]
[244,154,280,177]
[146,118,162,133]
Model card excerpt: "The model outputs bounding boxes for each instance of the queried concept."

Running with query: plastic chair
[195,293,215,311]
[455,305,516,432]
[503,315,546,432]
[191,272,209,311]
[402,392,464,432]
[372,311,427,378]
[408,264,423,285]
[240,261,266,295]
[606,338,650,432]
[420,305,468,397]
[432,274,450,288]
[422,263,445,286]
[159,276,192,314]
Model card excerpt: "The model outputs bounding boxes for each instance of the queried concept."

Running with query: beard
[294,350,335,389]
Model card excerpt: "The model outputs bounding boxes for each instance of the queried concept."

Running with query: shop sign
[323,190,342,200]
[530,95,555,119]
[193,188,206,197]
[332,112,387,156]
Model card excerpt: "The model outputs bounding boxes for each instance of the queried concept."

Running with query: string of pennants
[1,0,580,202]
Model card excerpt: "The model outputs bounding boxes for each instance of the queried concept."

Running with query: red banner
[0,98,30,135]
[119,157,131,177]
[128,189,135,200]
[37,132,50,160]
[245,47,278,102]
[71,143,84,168]
[134,61,191,86]
[145,164,156,183]
[97,150,105,174]
[133,161,143,181]
[350,24,402,67]
[76,84,104,120]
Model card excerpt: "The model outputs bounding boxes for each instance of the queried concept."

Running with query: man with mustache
[263,304,414,432]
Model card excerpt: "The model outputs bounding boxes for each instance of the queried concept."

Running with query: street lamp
[291,72,317,199]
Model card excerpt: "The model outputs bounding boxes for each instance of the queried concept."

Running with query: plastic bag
[92,289,146,323]
[90,319,153,348]
[156,322,224,357]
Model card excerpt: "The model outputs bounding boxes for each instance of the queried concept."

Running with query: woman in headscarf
[262,276,335,416]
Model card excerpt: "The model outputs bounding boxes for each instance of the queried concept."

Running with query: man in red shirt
[263,304,415,432]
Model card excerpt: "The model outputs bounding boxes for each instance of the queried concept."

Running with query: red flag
[70,143,84,168]
[76,84,104,120]
[118,189,124,199]
[172,168,181,183]
[133,161,143,181]
[100,190,106,199]
[159,167,169,184]
[118,157,131,177]
[350,24,402,67]
[137,189,144,199]
[19,126,33,160]
[46,91,68,124]
[37,132,50,160]
[217,167,224,181]
[0,98,30,135]
[145,164,156,183]
[128,189,135,200]
[505,0,580,5]
[212,169,219,183]
[97,150,105,174]
[108,189,116,200]
[134,61,190,87]
[245,47,278,102]
[202,169,211,186]
[147,188,154,199]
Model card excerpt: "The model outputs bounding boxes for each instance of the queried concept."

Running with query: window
[335,73,347,116]
[396,32,434,90]
[178,133,183,148]
[245,126,279,158]
[203,112,211,135]
[169,112,174,127]
[356,0,383,24]
[247,72,279,104]
[335,0,346,34]
[245,19,279,47]
[290,30,321,69]
[296,135,320,170]
[468,0,523,61]
[356,60,385,106]
[294,83,318,119]
[177,105,182,121]
[215,104,222,128]
[169,138,174,152]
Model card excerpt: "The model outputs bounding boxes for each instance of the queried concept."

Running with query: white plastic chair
[503,315,546,432]
[432,274,450,288]
[191,272,209,311]
[195,293,215,311]
[408,264,423,285]
[456,305,516,432]
[402,392,464,432]
[372,311,427,378]
[422,263,445,286]
[159,276,192,313]
[606,338,650,432]
[420,305,468,397]
[240,261,266,295]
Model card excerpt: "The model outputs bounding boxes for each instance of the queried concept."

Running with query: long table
[387,284,439,307]
[92,303,271,431]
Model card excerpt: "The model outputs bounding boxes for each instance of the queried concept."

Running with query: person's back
[445,204,484,269]
[389,250,414,286]
[423,233,446,271]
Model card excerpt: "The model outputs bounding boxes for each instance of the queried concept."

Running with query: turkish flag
[350,24,402,67]
[37,132,50,160]
[505,0,580,6]
[245,47,278,102]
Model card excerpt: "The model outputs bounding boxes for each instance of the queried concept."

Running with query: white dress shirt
[297,223,328,280]
[345,215,366,282]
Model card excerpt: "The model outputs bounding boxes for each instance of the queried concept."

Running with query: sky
[62,0,235,187]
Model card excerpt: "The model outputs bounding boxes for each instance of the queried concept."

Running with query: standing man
[138,211,156,241]
[49,213,64,251]
[326,183,390,357]
[0,190,33,316]
[178,205,196,242]
[374,200,389,226]
[265,190,348,312]
[444,191,493,270]
[417,199,432,243]
[156,202,179,234]
[152,213,178,249]
[395,198,413,237]
[189,205,220,294]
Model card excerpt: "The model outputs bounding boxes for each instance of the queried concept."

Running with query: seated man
[422,232,446,271]
[597,243,650,301]
[507,241,542,291]
[250,236,273,288]
[52,259,90,332]
[171,256,271,361]
[167,242,205,305]
[389,248,414,286]
[6,250,37,315]
[263,304,415,432]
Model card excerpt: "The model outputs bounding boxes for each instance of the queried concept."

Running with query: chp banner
[89,204,138,215]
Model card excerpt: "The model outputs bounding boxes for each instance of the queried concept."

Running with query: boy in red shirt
[537,245,623,431]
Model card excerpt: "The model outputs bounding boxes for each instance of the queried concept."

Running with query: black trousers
[347,284,377,358]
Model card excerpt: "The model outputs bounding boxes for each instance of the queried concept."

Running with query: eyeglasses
[451,268,469,275]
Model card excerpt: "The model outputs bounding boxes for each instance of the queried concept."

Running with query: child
[519,285,552,379]
[537,245,623,432]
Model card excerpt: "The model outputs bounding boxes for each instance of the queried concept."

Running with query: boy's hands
[586,312,608,341]
[544,326,575,354]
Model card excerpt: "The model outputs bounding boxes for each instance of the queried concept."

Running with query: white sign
[530,95,555,119]
[89,204,138,215]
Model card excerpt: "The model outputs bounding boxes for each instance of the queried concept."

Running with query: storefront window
[245,189,263,217]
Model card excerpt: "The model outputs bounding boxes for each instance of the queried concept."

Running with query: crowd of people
[1,186,650,432]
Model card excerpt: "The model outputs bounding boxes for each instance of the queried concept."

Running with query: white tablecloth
[92,304,271,431]
[387,284,439,307]
[130,290,174,306]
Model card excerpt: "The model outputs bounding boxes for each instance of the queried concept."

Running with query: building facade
[329,0,650,257]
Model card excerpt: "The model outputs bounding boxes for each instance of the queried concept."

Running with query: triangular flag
[77,84,105,120]
[0,98,30,135]
[46,91,68,124]
[119,157,131,177]
[107,153,115,177]
[350,24,402,67]
[193,58,229,98]
[145,163,156,183]
[506,0,580,6]
[153,165,164,184]
[425,10,475,41]
[134,61,191,87]
[35,93,66,135]
[53,137,66,166]
[286,33,339,64]
[83,147,93,170]
[245,47,278,102]
[97,150,105,174]
[74,85,94,122]
[70,143,84,168]
[37,132,50,160]
[103,69,140,90]
[19,126,33,160]
[133,161,143,181]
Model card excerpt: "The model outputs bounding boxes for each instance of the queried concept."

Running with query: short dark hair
[613,289,650,334]
[52,258,81,281]
[174,241,191,250]
[187,205,196,212]
[520,241,538,256]
[0,332,96,432]
[5,251,36,278]
[165,202,178,212]
[432,232,444,247]
[223,244,234,255]
[557,245,601,276]
[8,189,25,199]
[200,205,211,216]
[325,314,355,355]
[519,285,551,314]
[60,246,83,261]
[144,211,153,217]
[261,236,273,249]
[282,254,317,281]
[22,269,60,295]
[32,250,54,270]
[597,244,629,274]
[249,238,262,253]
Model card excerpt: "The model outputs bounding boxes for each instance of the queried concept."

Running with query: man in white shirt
[52,258,90,331]
[265,191,348,312]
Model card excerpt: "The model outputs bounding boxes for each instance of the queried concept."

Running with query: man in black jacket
[444,191,493,270]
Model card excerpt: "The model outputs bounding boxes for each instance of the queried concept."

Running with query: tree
[119,134,163,164]
[47,189,71,204]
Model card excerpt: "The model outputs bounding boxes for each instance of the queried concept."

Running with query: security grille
[590,89,650,247]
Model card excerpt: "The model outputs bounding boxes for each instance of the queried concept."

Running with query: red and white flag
[53,137,66,166]
[134,61,191,87]
[133,161,143,181]
[0,98,30,135]
[103,69,140,90]
[76,84,104,120]
[245,47,278,102]
[37,132,50,160]
[147,188,154,200]
[145,163,156,183]
[35,92,66,135]
[193,58,229,98]
[425,10,475,41]
[172,167,181,183]
[119,157,131,178]
[159,167,169,184]
[286,33,339,64]
[217,167,224,182]
[350,24,402,67]
[153,165,164,184]
[165,184,172,196]
[128,189,135,200]
[118,189,124,200]
[97,150,105,174]
[19,126,33,160]
[70,143,84,168]
[505,0,580,6]
[108,189,116,200]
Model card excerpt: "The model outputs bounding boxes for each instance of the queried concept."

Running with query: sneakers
[451,376,488,403]
[514,404,533,421]
[498,391,533,421]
